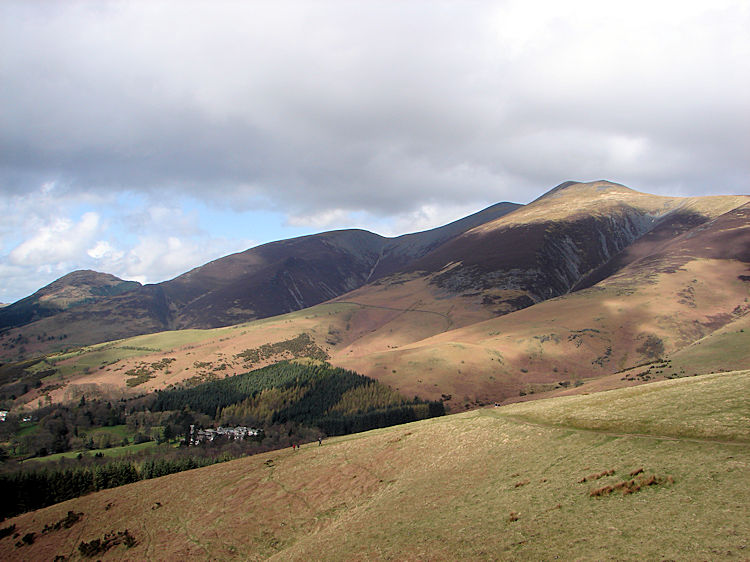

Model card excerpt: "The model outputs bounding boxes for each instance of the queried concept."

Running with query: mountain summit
[0,271,140,333]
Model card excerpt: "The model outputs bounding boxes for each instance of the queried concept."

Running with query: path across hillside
[490,411,750,447]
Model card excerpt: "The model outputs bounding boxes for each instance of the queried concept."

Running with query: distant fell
[0,202,519,358]
[0,270,140,333]
[1,181,747,365]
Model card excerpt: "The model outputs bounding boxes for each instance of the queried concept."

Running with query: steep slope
[0,271,140,333]
[0,203,520,360]
[2,371,747,561]
[9,183,748,408]
[335,200,750,407]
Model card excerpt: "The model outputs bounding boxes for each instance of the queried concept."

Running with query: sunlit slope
[668,313,750,375]
[19,192,750,409]
[2,371,748,561]
[335,203,750,406]
[499,370,750,441]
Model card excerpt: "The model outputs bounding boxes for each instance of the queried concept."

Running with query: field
[21,441,159,464]
[499,370,750,442]
[2,370,747,560]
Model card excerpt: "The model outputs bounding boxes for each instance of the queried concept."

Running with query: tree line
[0,456,226,520]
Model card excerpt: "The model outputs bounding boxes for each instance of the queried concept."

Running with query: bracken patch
[589,474,674,497]
[78,529,137,557]
[578,469,615,483]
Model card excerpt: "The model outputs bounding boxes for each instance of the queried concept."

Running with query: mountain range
[2,179,750,560]
[1,180,749,409]
[0,201,522,357]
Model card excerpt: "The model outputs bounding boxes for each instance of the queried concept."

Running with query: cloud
[9,212,101,266]
[1,1,748,301]
[287,209,355,230]
[1,0,747,216]
[119,236,203,282]
[86,240,121,261]
[383,203,495,238]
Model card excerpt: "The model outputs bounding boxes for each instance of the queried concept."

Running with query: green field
[84,424,131,439]
[18,425,178,464]
[21,441,162,464]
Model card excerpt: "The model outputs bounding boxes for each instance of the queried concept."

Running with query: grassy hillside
[9,250,748,413]
[1,370,747,560]
[3,185,749,413]
[499,370,750,442]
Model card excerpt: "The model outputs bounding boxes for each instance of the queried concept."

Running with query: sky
[1,1,748,303]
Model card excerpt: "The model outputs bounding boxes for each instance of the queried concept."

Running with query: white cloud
[116,235,241,284]
[287,209,354,229]
[382,203,492,239]
[9,212,101,266]
[87,240,122,261]
[0,183,252,302]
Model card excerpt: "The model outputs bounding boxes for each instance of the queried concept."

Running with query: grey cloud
[1,0,748,223]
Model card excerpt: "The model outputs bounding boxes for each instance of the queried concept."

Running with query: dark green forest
[153,360,444,434]
[0,454,228,520]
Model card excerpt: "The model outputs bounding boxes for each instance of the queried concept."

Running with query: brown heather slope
[2,371,748,561]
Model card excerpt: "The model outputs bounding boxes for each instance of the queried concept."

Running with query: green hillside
[1,370,747,560]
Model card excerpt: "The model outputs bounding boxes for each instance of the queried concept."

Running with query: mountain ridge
[1,181,747,369]
[0,200,521,358]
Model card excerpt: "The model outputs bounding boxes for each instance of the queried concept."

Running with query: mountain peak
[0,270,141,333]
[531,180,633,204]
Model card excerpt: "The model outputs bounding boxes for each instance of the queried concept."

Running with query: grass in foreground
[496,370,750,442]
[1,371,748,561]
